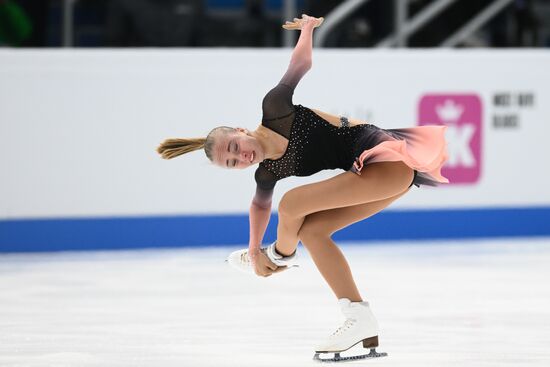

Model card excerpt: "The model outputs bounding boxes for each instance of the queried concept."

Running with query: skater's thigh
[298,190,408,241]
[279,161,413,218]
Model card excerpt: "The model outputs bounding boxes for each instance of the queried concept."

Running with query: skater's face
[212,128,263,169]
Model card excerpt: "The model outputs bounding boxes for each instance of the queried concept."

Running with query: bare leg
[275,216,305,256]
[299,191,408,301]
[276,161,413,256]
[302,235,362,301]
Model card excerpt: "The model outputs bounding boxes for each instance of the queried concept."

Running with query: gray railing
[377,0,458,47]
[441,0,514,47]
[314,0,372,48]
[61,0,516,48]
[62,0,77,47]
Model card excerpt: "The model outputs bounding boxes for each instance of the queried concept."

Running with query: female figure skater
[157,14,448,362]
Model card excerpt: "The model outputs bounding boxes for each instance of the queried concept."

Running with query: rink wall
[1,49,549,252]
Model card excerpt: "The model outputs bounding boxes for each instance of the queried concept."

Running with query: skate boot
[313,298,387,362]
[226,242,299,274]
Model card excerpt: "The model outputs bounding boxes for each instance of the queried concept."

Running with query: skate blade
[313,348,387,363]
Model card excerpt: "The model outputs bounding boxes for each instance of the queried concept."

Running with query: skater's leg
[276,161,413,256]
[298,191,407,301]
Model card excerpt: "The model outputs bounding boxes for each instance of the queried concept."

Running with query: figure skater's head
[157,126,263,169]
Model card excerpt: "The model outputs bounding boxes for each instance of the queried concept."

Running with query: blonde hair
[156,126,235,161]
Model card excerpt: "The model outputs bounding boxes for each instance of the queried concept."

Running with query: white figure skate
[226,242,299,274]
[313,298,387,362]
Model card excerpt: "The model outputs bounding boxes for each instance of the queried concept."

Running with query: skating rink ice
[1,238,549,367]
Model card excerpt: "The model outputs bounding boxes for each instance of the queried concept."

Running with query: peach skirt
[350,125,449,187]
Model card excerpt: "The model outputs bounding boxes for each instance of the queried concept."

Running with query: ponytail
[156,137,206,160]
[157,126,235,161]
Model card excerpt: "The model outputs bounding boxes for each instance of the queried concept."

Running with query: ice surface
[1,238,549,367]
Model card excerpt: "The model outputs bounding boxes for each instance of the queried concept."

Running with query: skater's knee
[298,220,331,246]
[278,190,301,219]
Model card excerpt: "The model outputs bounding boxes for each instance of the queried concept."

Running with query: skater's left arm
[279,14,323,90]
[261,14,323,124]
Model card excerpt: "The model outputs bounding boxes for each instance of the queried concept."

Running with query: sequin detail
[260,105,375,180]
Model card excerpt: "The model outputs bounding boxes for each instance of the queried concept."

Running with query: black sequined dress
[254,83,449,196]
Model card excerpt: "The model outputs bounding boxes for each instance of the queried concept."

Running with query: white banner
[1,49,549,219]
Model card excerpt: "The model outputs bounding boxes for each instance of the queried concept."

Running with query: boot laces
[240,251,250,265]
[330,318,356,337]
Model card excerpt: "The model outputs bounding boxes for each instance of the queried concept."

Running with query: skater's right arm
[249,187,272,256]
[249,167,280,276]
[250,166,277,255]
[249,188,280,277]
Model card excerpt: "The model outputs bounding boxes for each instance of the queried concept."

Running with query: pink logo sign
[418,94,482,184]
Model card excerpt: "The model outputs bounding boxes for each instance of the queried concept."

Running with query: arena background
[1,49,549,251]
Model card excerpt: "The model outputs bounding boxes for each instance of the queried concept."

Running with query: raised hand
[282,14,324,31]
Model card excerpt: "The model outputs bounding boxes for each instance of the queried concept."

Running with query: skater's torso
[254,82,386,191]
[255,103,382,190]
[257,108,368,161]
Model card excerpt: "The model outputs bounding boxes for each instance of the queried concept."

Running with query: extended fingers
[282,14,314,29]
[282,21,300,30]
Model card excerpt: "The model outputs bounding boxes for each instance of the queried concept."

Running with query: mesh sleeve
[261,83,294,123]
[261,57,310,123]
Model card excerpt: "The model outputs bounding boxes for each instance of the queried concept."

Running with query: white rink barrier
[1,49,549,252]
